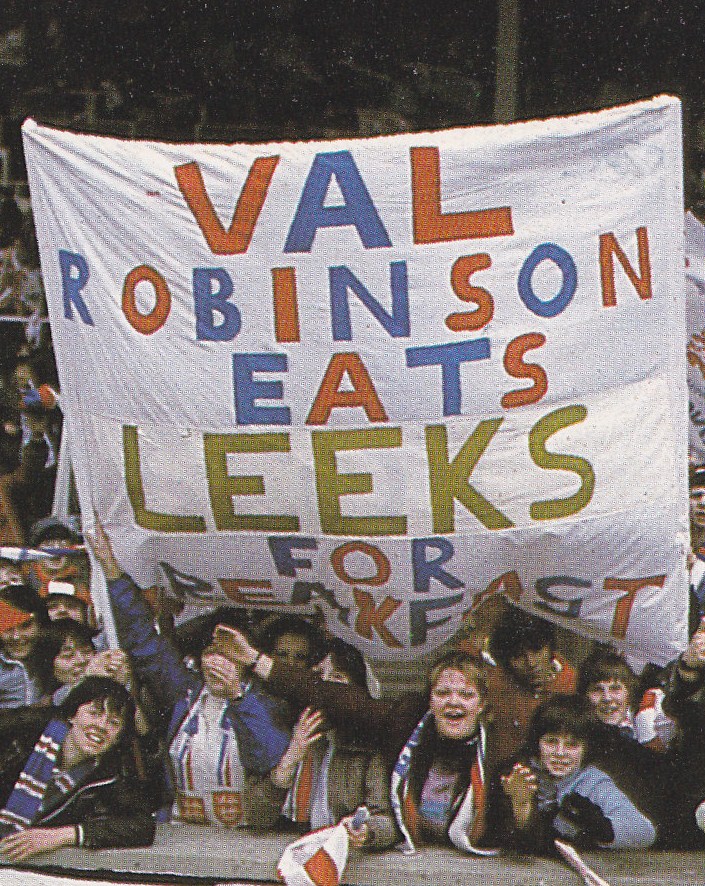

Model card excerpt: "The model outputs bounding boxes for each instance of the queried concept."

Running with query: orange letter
[410,147,514,244]
[331,541,391,586]
[122,265,171,335]
[603,576,665,640]
[271,267,300,342]
[175,157,279,255]
[501,333,548,409]
[480,570,524,602]
[307,353,388,425]
[599,226,652,308]
[446,254,494,332]
[352,588,403,647]
[219,578,278,605]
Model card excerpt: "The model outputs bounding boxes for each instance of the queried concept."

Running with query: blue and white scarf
[0,718,71,835]
[171,690,242,795]
[390,712,499,857]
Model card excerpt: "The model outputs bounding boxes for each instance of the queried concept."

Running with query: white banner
[22,95,688,664]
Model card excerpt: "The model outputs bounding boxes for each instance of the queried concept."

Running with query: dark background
[1,1,704,204]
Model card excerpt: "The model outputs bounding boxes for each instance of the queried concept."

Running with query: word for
[160,536,665,648]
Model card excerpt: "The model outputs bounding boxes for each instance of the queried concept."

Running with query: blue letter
[409,593,464,645]
[330,261,410,341]
[194,268,241,341]
[233,353,291,425]
[284,151,392,252]
[518,243,577,318]
[412,537,464,593]
[268,536,318,576]
[534,575,589,619]
[58,250,93,325]
[406,339,491,416]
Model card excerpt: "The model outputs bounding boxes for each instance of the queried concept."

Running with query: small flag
[277,823,350,886]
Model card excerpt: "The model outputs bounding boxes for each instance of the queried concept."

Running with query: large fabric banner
[22,96,688,664]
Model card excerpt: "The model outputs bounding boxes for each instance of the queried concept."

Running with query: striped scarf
[282,736,334,829]
[171,693,241,795]
[0,718,69,836]
[390,712,499,856]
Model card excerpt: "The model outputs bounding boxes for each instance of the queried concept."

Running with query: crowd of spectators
[0,496,701,866]
[2,2,705,874]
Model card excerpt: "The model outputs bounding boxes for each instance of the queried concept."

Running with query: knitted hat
[29,517,82,549]
[0,584,48,631]
[0,598,33,633]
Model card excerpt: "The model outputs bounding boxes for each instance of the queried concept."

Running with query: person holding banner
[0,675,155,862]
[246,636,397,851]
[88,518,291,828]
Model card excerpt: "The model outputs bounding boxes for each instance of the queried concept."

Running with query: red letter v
[175,156,279,255]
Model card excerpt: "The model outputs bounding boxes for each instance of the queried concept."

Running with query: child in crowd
[485,695,656,854]
[576,648,675,843]
[578,648,677,750]
[247,637,397,851]
[0,582,52,707]
[0,676,154,862]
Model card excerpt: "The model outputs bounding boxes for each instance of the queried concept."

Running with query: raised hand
[501,762,538,827]
[271,707,325,789]
[341,814,370,849]
[85,649,132,686]
[84,515,122,582]
[200,650,243,699]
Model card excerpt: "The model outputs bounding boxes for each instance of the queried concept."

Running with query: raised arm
[86,519,194,713]
[215,626,425,757]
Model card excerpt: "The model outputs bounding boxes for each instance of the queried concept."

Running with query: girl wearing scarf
[391,652,499,856]
[0,676,154,862]
[88,519,290,828]
[247,638,397,851]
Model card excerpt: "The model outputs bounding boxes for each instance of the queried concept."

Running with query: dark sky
[7,0,705,194]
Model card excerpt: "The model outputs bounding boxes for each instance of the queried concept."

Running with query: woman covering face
[0,676,154,862]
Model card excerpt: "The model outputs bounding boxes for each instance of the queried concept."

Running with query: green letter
[123,425,206,532]
[425,420,513,532]
[311,428,407,536]
[203,432,299,532]
[529,405,595,520]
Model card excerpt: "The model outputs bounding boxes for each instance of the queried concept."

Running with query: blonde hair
[429,652,488,701]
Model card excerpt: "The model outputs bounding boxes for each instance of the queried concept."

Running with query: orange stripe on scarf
[469,758,485,842]
[294,753,315,823]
